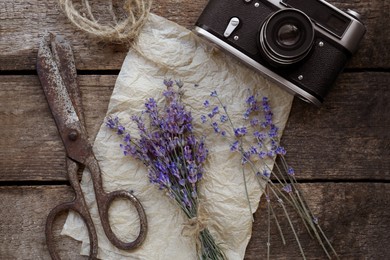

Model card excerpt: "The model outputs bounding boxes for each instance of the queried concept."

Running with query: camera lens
[259,9,314,66]
[277,24,301,46]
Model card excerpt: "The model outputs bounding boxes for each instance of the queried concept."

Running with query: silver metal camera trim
[274,0,366,54]
[194,27,322,106]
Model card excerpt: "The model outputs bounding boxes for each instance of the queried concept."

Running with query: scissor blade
[37,32,91,164]
[50,34,86,126]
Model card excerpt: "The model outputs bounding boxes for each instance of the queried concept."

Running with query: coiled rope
[58,0,152,44]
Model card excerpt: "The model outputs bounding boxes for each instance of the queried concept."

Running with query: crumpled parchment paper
[62,13,293,259]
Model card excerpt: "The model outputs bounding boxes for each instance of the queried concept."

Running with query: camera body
[195,0,366,105]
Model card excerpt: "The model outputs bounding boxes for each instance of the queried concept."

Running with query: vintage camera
[195,0,366,105]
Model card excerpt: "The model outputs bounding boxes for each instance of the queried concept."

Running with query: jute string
[58,0,152,44]
[181,203,223,252]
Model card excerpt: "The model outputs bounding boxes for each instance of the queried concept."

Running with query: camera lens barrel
[259,9,314,66]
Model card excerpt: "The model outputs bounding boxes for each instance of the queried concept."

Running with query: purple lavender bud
[261,170,271,178]
[288,167,295,176]
[254,131,266,140]
[123,133,131,144]
[282,184,292,193]
[250,118,259,127]
[117,125,125,135]
[212,122,220,133]
[179,179,186,186]
[241,151,250,164]
[249,146,258,155]
[187,135,196,146]
[210,90,218,97]
[145,98,157,111]
[262,98,271,114]
[230,140,239,151]
[268,125,279,138]
[220,114,228,123]
[246,95,256,105]
[208,106,219,118]
[163,79,174,88]
[196,141,208,164]
[267,150,276,157]
[203,100,210,107]
[168,162,180,179]
[106,116,119,129]
[188,174,198,184]
[184,145,193,161]
[258,151,266,159]
[234,127,247,137]
[200,115,207,123]
[275,146,286,155]
[182,189,192,208]
[243,109,251,120]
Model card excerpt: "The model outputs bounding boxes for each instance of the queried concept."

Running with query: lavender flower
[288,167,295,176]
[107,81,225,260]
[210,90,218,97]
[234,127,247,137]
[205,90,338,260]
[282,184,293,193]
[230,140,239,151]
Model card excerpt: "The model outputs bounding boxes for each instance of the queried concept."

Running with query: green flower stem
[268,197,286,245]
[266,194,271,260]
[241,166,255,222]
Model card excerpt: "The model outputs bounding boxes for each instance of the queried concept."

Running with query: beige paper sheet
[62,13,293,259]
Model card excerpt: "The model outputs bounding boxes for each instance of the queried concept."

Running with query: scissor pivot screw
[68,130,79,141]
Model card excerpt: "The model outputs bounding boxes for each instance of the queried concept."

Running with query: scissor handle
[86,156,148,250]
[97,190,148,250]
[46,158,98,260]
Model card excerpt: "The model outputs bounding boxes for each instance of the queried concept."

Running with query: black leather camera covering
[196,0,350,102]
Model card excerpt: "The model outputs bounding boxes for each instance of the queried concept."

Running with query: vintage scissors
[36,32,147,259]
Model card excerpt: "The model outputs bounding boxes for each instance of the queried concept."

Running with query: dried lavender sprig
[107,80,225,260]
[203,90,337,259]
[207,91,255,222]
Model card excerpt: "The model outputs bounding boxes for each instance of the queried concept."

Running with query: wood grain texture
[0,0,388,70]
[246,183,390,259]
[0,186,85,259]
[0,0,389,259]
[1,183,389,259]
[282,72,390,181]
[1,72,388,182]
[0,75,115,181]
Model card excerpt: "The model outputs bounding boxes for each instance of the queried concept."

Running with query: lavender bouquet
[106,80,225,260]
[202,90,338,259]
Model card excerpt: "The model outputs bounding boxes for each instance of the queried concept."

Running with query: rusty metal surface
[36,32,147,260]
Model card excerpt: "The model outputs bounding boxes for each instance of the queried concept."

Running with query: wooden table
[1,0,389,259]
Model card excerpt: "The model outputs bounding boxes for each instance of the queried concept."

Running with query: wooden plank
[281,72,390,181]
[246,183,390,259]
[0,185,84,259]
[0,72,388,182]
[0,75,116,181]
[0,0,209,71]
[0,183,389,259]
[0,0,388,71]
